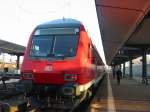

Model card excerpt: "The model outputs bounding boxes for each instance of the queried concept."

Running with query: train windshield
[30,28,79,59]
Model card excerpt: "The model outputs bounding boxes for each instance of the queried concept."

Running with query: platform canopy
[95,0,150,65]
[0,39,25,56]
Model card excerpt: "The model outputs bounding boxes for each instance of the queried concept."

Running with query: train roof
[37,18,82,28]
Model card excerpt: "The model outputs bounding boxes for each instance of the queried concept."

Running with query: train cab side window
[88,44,90,59]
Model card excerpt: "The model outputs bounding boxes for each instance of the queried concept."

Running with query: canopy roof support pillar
[123,63,125,78]
[16,55,20,70]
[129,59,133,79]
[142,49,147,80]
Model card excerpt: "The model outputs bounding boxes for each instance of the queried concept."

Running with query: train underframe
[18,80,94,111]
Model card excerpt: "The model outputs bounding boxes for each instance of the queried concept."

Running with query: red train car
[20,18,104,110]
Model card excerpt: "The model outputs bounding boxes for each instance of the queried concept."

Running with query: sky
[0,0,106,64]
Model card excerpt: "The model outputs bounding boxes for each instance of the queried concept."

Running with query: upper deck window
[30,28,79,59]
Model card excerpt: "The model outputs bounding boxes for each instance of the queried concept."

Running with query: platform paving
[88,74,150,112]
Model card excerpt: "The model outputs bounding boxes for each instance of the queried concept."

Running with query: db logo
[44,65,53,72]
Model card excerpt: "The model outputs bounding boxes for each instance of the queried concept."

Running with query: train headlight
[64,74,77,81]
[22,73,34,80]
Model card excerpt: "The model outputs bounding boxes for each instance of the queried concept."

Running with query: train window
[88,44,90,59]
[34,28,79,35]
[30,34,79,58]
[53,35,78,57]
[30,35,53,57]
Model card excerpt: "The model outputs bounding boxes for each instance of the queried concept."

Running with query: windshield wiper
[47,52,73,60]
[55,54,66,60]
[47,53,66,60]
[47,53,55,57]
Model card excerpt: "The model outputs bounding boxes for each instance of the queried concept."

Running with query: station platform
[88,73,150,112]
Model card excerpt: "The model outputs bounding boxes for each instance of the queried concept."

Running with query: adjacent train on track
[20,18,105,111]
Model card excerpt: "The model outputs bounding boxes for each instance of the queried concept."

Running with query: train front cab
[20,19,103,109]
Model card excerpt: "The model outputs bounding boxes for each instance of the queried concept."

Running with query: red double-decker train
[20,18,105,110]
